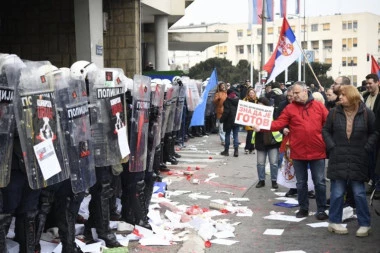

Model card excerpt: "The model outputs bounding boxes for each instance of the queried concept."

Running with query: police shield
[173,85,186,132]
[185,79,200,112]
[52,68,96,193]
[129,75,151,172]
[87,68,130,167]
[146,80,165,172]
[165,85,179,134]
[13,62,70,189]
[0,55,24,187]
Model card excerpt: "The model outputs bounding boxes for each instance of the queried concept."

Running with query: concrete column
[74,0,104,68]
[154,15,169,71]
[146,43,156,68]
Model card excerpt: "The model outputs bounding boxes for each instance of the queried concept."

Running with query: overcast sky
[174,0,380,27]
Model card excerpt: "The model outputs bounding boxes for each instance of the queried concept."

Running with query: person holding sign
[252,97,283,189]
[253,82,329,220]
[220,88,240,157]
[243,88,258,154]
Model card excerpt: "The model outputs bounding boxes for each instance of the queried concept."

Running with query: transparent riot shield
[146,82,165,172]
[0,55,23,187]
[205,87,217,117]
[185,79,200,112]
[13,62,70,189]
[129,75,151,172]
[165,85,179,134]
[52,69,96,193]
[173,85,186,132]
[87,68,129,167]
[160,86,173,139]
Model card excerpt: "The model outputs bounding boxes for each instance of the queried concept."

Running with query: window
[247,45,252,53]
[301,41,307,49]
[347,21,352,29]
[267,27,273,35]
[278,26,282,34]
[342,38,347,49]
[311,24,318,32]
[222,46,227,55]
[237,45,244,54]
[323,40,333,49]
[342,57,347,66]
[347,57,357,66]
[353,38,357,47]
[268,44,273,53]
[257,28,262,36]
[311,41,319,50]
[237,29,243,38]
[247,29,252,36]
[301,24,306,32]
[348,38,353,48]
[378,39,380,51]
[291,26,296,33]
[352,75,357,86]
[323,23,330,31]
[342,21,347,30]
[325,58,332,64]
[353,21,358,29]
[378,23,380,33]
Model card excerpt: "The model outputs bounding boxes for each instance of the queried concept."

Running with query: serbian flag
[263,17,302,84]
[371,55,380,79]
[190,68,218,127]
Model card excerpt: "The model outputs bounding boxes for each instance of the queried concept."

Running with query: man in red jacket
[254,81,329,220]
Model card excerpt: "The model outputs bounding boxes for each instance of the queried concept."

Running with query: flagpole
[295,40,322,87]
[261,0,266,82]
[250,33,254,85]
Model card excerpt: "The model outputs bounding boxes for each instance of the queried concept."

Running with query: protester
[253,97,282,189]
[323,85,376,237]
[253,82,329,220]
[325,88,337,110]
[243,88,258,154]
[220,88,240,157]
[213,82,228,146]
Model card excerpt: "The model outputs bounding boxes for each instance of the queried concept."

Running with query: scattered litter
[275,251,307,253]
[189,193,211,200]
[204,173,219,182]
[264,214,306,222]
[263,229,284,235]
[139,234,172,246]
[192,179,200,184]
[273,202,299,208]
[215,190,234,195]
[210,238,239,245]
[274,192,287,197]
[229,197,249,202]
[306,222,329,228]
[270,211,284,215]
[214,230,235,239]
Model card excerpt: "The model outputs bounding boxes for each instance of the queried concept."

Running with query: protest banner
[234,100,274,130]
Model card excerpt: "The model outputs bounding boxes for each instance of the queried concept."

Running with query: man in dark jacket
[220,88,240,157]
[254,82,329,220]
[364,73,380,198]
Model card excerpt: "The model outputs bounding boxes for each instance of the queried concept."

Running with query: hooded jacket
[269,92,329,160]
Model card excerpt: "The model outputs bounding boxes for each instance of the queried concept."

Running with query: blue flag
[190,68,218,127]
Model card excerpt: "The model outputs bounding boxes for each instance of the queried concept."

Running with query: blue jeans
[293,159,326,212]
[216,119,225,143]
[224,125,239,149]
[329,179,371,226]
[257,148,279,181]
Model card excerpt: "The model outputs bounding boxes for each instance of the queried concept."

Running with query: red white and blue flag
[280,0,287,18]
[371,55,380,79]
[263,17,302,84]
[248,0,274,28]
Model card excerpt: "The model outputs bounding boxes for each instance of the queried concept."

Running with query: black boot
[144,174,156,215]
[234,147,239,157]
[220,149,229,156]
[97,182,121,248]
[57,197,84,253]
[34,190,55,253]
[131,180,151,229]
[0,214,12,253]
[120,190,135,225]
[14,210,38,253]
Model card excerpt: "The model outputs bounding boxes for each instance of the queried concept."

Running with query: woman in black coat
[220,88,240,157]
[322,85,377,237]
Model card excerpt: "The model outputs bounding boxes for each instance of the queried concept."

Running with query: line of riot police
[0,53,201,253]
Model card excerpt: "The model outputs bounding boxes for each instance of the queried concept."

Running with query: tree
[188,57,258,84]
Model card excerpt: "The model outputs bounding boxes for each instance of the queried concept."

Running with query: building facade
[171,12,380,86]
